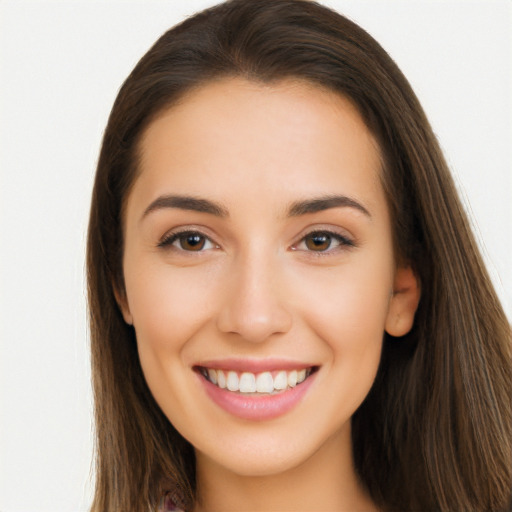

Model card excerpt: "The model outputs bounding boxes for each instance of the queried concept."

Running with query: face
[119,78,419,477]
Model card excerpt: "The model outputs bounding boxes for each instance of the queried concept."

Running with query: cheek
[297,259,392,339]
[126,262,220,352]
[124,263,222,420]
[122,261,221,410]
[293,257,392,386]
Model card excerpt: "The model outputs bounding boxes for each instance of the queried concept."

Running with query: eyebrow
[141,193,371,221]
[287,195,371,218]
[142,195,229,219]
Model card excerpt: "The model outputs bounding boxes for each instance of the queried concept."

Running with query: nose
[216,252,293,343]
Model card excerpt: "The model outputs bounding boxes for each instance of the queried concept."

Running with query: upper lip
[194,358,317,373]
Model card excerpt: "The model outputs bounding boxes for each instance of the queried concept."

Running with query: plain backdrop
[1,1,511,510]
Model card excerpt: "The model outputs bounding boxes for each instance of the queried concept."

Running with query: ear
[385,266,420,337]
[113,282,133,325]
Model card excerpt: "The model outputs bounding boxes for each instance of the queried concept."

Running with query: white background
[1,1,510,510]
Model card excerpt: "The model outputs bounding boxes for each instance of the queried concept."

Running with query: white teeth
[256,371,273,393]
[204,367,312,394]
[226,371,239,391]
[239,372,256,393]
[287,370,297,387]
[207,368,217,385]
[273,371,288,390]
[217,370,227,389]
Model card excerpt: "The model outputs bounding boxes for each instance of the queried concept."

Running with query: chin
[193,416,351,479]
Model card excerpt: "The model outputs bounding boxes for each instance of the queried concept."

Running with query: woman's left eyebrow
[287,195,371,218]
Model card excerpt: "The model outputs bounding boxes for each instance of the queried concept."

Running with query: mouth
[194,359,319,420]
[195,366,316,395]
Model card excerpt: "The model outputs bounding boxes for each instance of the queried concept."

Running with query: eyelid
[158,226,219,251]
[157,224,355,254]
[290,227,355,253]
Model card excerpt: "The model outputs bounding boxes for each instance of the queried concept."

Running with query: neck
[192,424,379,512]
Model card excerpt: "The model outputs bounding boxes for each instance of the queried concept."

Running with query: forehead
[130,77,384,217]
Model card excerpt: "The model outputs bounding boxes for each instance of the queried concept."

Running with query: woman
[87,0,512,510]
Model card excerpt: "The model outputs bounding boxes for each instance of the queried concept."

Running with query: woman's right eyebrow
[141,194,229,220]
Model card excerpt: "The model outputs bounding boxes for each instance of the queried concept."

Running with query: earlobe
[385,266,421,337]
[113,283,133,325]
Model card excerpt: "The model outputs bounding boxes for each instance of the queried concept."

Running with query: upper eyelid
[293,230,354,249]
[292,225,355,245]
[157,225,355,249]
[158,228,218,250]
[159,225,217,242]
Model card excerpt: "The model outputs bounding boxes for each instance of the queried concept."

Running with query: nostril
[216,302,293,343]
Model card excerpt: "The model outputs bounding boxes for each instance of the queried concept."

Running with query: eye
[159,230,217,252]
[293,230,354,253]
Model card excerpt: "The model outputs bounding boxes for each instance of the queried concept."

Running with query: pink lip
[196,357,313,373]
[197,368,317,421]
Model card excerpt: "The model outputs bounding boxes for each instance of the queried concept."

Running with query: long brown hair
[87,1,512,510]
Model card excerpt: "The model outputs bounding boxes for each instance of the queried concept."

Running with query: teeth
[239,372,256,392]
[256,372,273,393]
[207,368,217,385]
[203,367,312,394]
[217,370,227,389]
[226,371,239,391]
[274,371,287,390]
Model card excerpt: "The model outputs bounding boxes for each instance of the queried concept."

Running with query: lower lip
[199,372,316,421]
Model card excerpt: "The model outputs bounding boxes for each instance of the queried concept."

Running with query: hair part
[87,1,512,510]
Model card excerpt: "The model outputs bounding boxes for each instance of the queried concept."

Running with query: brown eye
[159,230,216,251]
[178,233,206,251]
[304,233,332,251]
[294,230,354,254]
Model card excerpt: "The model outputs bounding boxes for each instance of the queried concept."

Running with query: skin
[118,77,420,511]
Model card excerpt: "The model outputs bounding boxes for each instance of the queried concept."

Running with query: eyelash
[292,230,355,254]
[158,228,354,254]
[158,229,218,252]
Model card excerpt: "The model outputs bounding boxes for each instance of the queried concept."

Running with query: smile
[195,363,318,421]
[198,367,313,394]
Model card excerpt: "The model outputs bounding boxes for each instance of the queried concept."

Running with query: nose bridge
[216,243,292,343]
